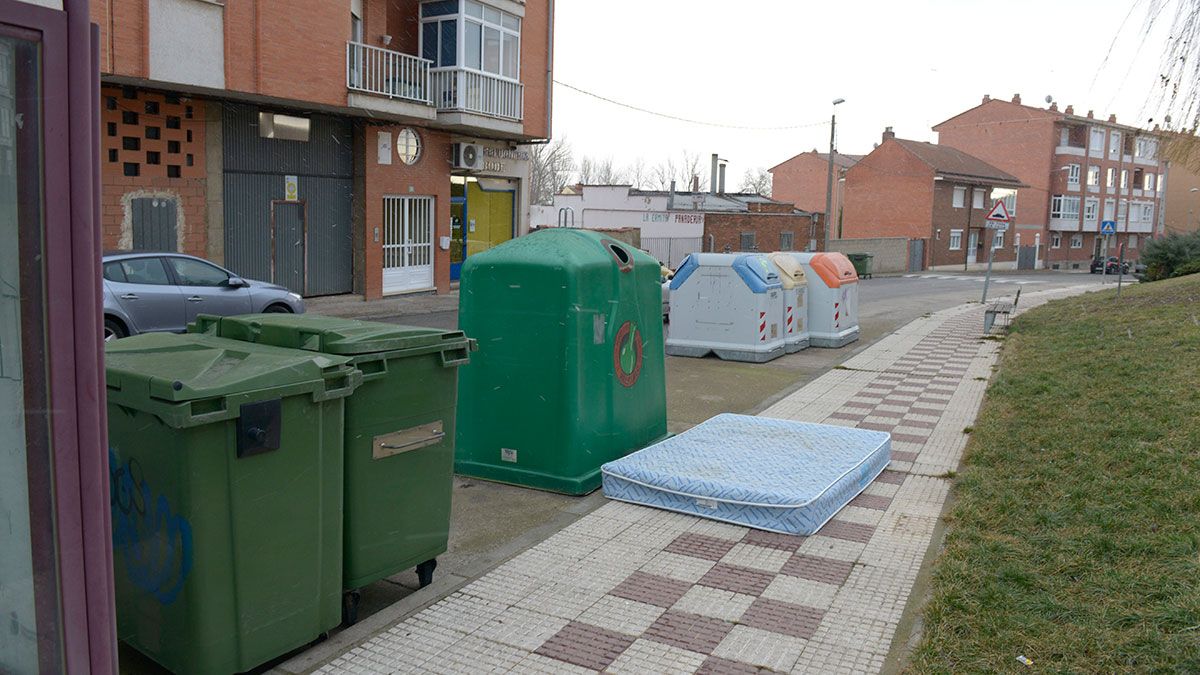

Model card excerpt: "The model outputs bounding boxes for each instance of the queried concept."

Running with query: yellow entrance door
[466,181,515,257]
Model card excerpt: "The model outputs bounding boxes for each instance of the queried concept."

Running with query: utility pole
[823,98,845,252]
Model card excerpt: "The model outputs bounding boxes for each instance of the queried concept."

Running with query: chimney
[710,154,719,195]
[1087,110,1094,119]
[982,94,991,104]
[691,175,699,192]
[668,179,676,210]
[718,163,727,194]
[1012,93,1022,104]
[882,126,895,142]
[1108,114,1117,123]
[1065,104,1074,115]
[1049,102,1058,112]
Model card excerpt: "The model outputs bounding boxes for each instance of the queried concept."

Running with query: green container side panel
[108,388,344,675]
[187,313,470,591]
[456,228,669,494]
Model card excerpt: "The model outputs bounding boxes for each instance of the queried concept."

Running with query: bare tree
[1138,1,1200,168]
[738,168,772,196]
[678,151,708,192]
[628,157,650,190]
[593,157,626,184]
[651,157,678,191]
[527,139,575,205]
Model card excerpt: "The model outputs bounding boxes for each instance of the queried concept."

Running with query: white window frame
[1118,199,1128,221]
[1144,173,1155,191]
[952,186,966,208]
[948,229,963,251]
[420,0,522,81]
[972,187,985,209]
[1014,232,1021,249]
[1084,198,1098,222]
[1103,199,1115,221]
[1135,137,1158,160]
[1086,165,1100,187]
[1129,233,1139,249]
[1070,234,1084,249]
[1066,163,1081,186]
[1106,167,1115,188]
[1141,203,1154,224]
[1050,195,1080,219]
[1109,131,1121,159]
[1089,128,1106,156]
[1120,169,1128,189]
[991,188,1017,218]
[1051,232,1062,249]
[992,230,1004,250]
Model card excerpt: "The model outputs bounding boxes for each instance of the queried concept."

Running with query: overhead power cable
[553,79,831,131]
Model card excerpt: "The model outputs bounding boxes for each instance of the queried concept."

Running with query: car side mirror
[226,276,249,288]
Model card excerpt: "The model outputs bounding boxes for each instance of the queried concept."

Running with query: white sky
[550,0,1175,187]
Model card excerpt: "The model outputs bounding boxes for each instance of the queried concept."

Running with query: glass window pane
[120,257,172,285]
[421,22,438,62]
[103,261,128,282]
[465,1,483,18]
[465,21,482,69]
[421,0,459,18]
[484,6,501,24]
[483,26,501,74]
[168,257,229,286]
[502,14,520,31]
[439,19,456,67]
[1,32,59,675]
[502,33,518,78]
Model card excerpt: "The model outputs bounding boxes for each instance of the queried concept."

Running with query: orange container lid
[807,253,858,288]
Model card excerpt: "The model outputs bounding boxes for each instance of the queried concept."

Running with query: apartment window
[949,229,963,250]
[1129,234,1139,249]
[1084,198,1099,222]
[1090,127,1106,154]
[991,187,1017,217]
[1109,131,1121,159]
[1087,166,1100,187]
[1014,232,1021,249]
[1117,199,1128,221]
[1051,232,1062,248]
[972,188,985,209]
[992,230,1004,249]
[779,231,794,251]
[1144,173,1156,191]
[1070,234,1084,249]
[952,186,966,208]
[1103,199,1115,221]
[1050,195,1080,219]
[462,1,521,79]
[1106,167,1115,188]
[1120,170,1128,189]
[1135,137,1158,160]
[1066,163,1081,186]
[1141,204,1154,224]
[739,232,756,251]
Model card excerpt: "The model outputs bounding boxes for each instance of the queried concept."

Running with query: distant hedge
[1140,231,1200,280]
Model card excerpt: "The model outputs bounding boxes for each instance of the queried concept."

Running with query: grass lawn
[910,274,1200,673]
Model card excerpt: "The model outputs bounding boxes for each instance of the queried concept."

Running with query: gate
[131,197,178,251]
[907,238,925,272]
[1017,245,1037,270]
[271,201,306,294]
[382,196,434,294]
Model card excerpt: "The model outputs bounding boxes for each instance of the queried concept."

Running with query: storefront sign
[478,145,530,174]
[284,175,299,201]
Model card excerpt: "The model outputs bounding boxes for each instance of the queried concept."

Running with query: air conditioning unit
[452,143,483,171]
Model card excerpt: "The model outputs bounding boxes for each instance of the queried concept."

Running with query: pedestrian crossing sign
[1101,220,1117,235]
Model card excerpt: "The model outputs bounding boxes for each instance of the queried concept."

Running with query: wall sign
[284,175,298,201]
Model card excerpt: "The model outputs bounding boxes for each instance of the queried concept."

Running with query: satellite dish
[1045,95,1053,104]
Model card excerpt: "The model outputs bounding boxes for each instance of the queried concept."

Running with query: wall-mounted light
[381,34,393,46]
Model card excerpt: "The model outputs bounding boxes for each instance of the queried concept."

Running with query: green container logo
[614,321,643,388]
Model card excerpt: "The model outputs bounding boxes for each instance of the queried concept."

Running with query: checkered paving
[313,286,1095,674]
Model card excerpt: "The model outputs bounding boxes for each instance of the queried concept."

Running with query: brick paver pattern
[314,287,1091,674]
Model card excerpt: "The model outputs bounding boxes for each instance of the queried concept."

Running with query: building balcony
[346,42,437,121]
[1054,145,1086,157]
[430,67,524,132]
[1049,217,1081,231]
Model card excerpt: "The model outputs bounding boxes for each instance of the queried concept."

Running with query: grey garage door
[131,197,178,252]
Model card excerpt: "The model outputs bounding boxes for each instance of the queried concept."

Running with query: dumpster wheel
[342,590,361,626]
[417,558,438,588]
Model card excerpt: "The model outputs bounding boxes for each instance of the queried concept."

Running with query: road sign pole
[981,235,997,303]
[1116,242,1126,298]
[1101,234,1108,283]
[981,200,1010,304]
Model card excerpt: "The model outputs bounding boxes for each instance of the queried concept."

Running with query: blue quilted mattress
[601,414,891,535]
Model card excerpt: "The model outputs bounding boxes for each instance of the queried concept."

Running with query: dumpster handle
[380,430,445,452]
[440,346,471,368]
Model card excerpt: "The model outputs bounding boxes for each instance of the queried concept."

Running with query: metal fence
[641,237,703,269]
[346,42,431,104]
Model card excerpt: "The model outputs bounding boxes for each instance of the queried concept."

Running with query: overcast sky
[550,0,1174,186]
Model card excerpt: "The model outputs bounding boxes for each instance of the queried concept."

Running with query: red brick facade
[99,86,208,255]
[769,152,857,223]
[704,210,820,254]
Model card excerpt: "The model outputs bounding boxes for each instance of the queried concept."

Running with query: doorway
[450,196,466,281]
[130,197,178,251]
[967,230,979,264]
[271,200,306,294]
[382,195,434,294]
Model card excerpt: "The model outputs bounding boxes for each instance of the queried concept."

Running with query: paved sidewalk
[290,286,1092,675]
[305,291,459,321]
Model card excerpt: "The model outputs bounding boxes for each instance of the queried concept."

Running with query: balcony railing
[430,67,523,121]
[346,41,431,105]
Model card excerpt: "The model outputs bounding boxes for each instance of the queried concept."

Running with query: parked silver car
[102,251,304,341]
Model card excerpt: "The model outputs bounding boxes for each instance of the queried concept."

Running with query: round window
[396,128,421,165]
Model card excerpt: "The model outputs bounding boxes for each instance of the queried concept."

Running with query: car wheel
[264,303,293,313]
[104,317,128,342]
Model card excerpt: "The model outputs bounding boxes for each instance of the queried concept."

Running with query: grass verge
[910,275,1200,673]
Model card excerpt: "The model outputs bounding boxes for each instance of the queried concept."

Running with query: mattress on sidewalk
[601,413,891,535]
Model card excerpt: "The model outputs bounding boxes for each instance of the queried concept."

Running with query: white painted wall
[530,186,704,237]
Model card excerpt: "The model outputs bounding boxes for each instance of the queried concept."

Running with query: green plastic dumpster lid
[191,314,470,356]
[105,332,355,404]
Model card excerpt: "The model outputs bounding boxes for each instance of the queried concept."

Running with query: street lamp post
[823,98,846,252]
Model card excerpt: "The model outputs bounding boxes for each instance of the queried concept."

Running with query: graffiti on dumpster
[613,321,643,388]
[109,448,193,605]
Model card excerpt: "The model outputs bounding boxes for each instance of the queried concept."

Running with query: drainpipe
[545,0,555,138]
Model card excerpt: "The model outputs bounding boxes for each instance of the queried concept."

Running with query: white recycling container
[786,252,859,348]
[767,252,810,353]
[666,253,786,363]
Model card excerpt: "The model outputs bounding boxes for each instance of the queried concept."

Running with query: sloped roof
[769,150,863,172]
[932,97,1063,131]
[893,139,1024,187]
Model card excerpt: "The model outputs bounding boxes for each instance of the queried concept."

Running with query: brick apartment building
[841,128,1024,270]
[1160,134,1200,236]
[934,94,1167,269]
[769,150,862,234]
[529,185,819,268]
[93,0,553,302]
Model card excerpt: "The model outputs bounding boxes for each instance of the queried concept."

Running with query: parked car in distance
[102,251,305,341]
[1089,256,1129,275]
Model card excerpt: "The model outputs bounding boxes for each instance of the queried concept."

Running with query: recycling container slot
[606,240,633,271]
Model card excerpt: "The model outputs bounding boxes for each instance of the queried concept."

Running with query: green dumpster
[847,252,874,279]
[190,314,474,622]
[456,228,668,494]
[105,332,360,675]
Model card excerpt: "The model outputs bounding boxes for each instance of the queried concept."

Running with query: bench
[984,288,1021,334]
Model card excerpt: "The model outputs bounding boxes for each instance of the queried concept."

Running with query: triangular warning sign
[985,200,1010,222]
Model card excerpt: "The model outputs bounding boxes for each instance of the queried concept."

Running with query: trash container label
[613,321,643,388]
